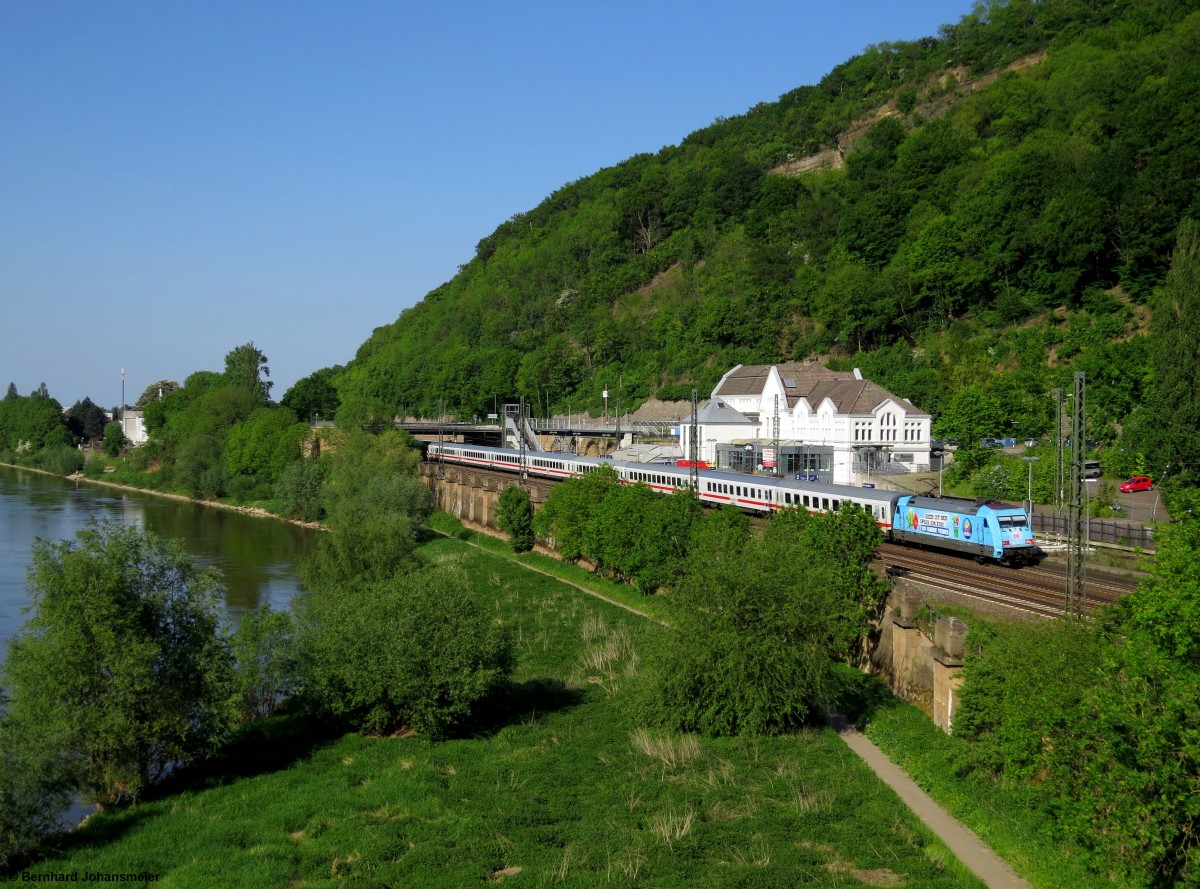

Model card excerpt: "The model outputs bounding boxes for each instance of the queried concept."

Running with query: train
[425,442,1040,565]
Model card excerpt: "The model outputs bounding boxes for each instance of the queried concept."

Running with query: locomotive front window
[998,516,1029,529]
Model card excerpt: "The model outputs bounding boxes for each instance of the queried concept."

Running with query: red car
[1119,475,1153,493]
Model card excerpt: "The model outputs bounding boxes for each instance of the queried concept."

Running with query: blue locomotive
[890,494,1038,565]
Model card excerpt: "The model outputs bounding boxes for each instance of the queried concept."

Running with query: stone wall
[873,583,967,732]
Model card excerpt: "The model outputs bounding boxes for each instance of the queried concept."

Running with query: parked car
[1119,475,1153,493]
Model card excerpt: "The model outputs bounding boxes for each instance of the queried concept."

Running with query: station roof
[713,362,929,417]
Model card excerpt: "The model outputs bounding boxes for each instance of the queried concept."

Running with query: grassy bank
[863,701,1130,889]
[14,534,982,887]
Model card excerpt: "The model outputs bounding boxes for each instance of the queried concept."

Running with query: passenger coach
[425,442,1038,565]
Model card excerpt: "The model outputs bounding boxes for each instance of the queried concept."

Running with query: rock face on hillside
[768,51,1046,178]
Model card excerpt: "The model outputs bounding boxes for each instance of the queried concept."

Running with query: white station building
[678,362,932,486]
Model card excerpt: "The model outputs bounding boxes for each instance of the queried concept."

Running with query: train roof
[904,494,1026,513]
[434,442,900,502]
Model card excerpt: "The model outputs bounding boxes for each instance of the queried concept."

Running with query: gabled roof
[712,362,929,417]
[696,398,754,426]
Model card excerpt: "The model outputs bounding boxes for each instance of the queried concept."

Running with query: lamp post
[1023,456,1040,521]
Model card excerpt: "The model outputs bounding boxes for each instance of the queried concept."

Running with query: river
[0,465,317,657]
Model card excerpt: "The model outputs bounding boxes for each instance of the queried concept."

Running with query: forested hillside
[334,0,1200,449]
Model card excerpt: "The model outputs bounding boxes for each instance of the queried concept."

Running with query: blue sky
[1,1,974,409]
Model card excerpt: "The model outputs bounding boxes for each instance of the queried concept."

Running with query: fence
[1032,511,1155,552]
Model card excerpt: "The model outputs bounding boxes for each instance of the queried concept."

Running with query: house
[120,409,148,446]
[678,362,932,485]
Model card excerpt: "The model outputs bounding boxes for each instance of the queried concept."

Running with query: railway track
[877,542,1137,617]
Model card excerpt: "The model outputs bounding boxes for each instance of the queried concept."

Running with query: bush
[231,606,299,722]
[82,455,106,478]
[640,506,885,735]
[496,484,534,552]
[299,565,514,737]
[1,521,235,808]
[0,713,76,867]
[275,455,326,522]
[102,421,127,457]
[36,446,84,476]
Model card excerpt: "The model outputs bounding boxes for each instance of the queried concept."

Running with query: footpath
[830,714,1033,889]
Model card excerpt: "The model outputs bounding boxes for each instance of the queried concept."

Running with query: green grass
[427,512,676,624]
[863,701,1130,889]
[13,534,985,887]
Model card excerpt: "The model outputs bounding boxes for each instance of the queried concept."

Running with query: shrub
[36,445,84,476]
[496,484,534,552]
[0,713,76,867]
[231,606,300,722]
[1,521,235,808]
[299,565,514,737]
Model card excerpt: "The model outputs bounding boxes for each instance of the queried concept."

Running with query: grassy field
[13,532,985,887]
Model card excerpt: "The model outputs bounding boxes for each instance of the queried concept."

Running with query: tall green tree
[1134,218,1200,479]
[1,522,235,809]
[64,397,109,442]
[302,429,429,590]
[230,605,299,722]
[102,420,127,457]
[280,367,342,422]
[223,342,273,403]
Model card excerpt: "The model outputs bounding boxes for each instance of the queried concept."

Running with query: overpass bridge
[395,414,681,454]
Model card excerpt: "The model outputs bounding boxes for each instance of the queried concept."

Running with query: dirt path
[829,714,1033,889]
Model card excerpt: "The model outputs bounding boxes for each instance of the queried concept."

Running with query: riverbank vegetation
[5,531,983,887]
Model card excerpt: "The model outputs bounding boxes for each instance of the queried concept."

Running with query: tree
[174,433,226,499]
[302,429,429,590]
[280,368,341,422]
[333,395,395,434]
[0,711,76,867]
[65,397,108,442]
[641,505,884,735]
[533,464,619,560]
[102,420,127,457]
[0,522,235,808]
[135,380,180,409]
[935,385,1003,475]
[1134,218,1200,479]
[299,565,514,737]
[223,342,273,403]
[224,406,308,486]
[274,453,327,522]
[496,484,534,552]
[230,606,299,722]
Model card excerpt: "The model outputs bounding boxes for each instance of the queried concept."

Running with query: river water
[0,465,316,658]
